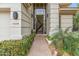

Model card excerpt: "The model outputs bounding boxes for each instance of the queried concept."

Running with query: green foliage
[73,12,79,31]
[0,33,35,56]
[48,29,79,56]
[73,4,79,31]
[77,3,79,8]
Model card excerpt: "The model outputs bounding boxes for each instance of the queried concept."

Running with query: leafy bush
[63,32,79,55]
[0,33,35,56]
[73,12,79,31]
[48,29,79,56]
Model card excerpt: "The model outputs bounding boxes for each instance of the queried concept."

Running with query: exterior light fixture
[13,11,18,19]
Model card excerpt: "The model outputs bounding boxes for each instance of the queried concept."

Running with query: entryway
[36,15,44,34]
[33,3,47,34]
[28,4,52,56]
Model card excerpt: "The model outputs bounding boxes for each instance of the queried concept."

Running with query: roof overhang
[59,8,79,15]
[0,8,10,12]
[59,3,71,8]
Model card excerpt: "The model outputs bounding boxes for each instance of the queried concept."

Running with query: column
[47,3,59,35]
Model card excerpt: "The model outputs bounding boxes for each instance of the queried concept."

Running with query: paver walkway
[28,34,52,56]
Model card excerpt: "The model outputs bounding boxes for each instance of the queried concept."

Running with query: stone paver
[28,34,52,56]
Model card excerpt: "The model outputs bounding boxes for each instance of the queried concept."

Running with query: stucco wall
[47,3,59,35]
[61,15,73,32]
[0,3,21,40]
[0,3,33,40]
[21,4,33,36]
[0,11,10,40]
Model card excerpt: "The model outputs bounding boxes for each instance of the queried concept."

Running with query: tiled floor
[28,34,52,56]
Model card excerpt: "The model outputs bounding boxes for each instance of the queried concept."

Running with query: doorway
[33,3,47,34]
[36,15,44,34]
[35,9,46,34]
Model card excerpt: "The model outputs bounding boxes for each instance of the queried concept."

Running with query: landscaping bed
[47,31,79,56]
[0,33,35,56]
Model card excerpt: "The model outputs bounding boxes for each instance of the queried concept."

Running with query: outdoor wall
[21,4,33,36]
[47,3,59,35]
[0,3,21,40]
[0,9,10,40]
[61,15,73,32]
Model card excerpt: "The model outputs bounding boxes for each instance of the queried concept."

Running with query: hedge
[0,33,35,56]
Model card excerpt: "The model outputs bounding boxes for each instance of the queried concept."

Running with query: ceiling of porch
[33,3,70,9]
[33,3,46,9]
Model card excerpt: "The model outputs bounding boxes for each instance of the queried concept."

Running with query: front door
[36,15,43,34]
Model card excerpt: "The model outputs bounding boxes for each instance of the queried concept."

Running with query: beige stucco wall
[21,4,33,36]
[61,15,73,32]
[0,3,21,40]
[0,3,34,40]
[47,3,59,35]
[0,11,10,40]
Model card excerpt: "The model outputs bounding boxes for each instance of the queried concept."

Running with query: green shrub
[0,33,35,56]
[48,30,79,56]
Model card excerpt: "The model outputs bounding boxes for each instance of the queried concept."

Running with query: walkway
[28,34,52,56]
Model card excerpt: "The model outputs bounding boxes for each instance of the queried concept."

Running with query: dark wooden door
[36,15,43,34]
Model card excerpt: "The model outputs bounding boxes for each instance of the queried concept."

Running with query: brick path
[28,34,52,56]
